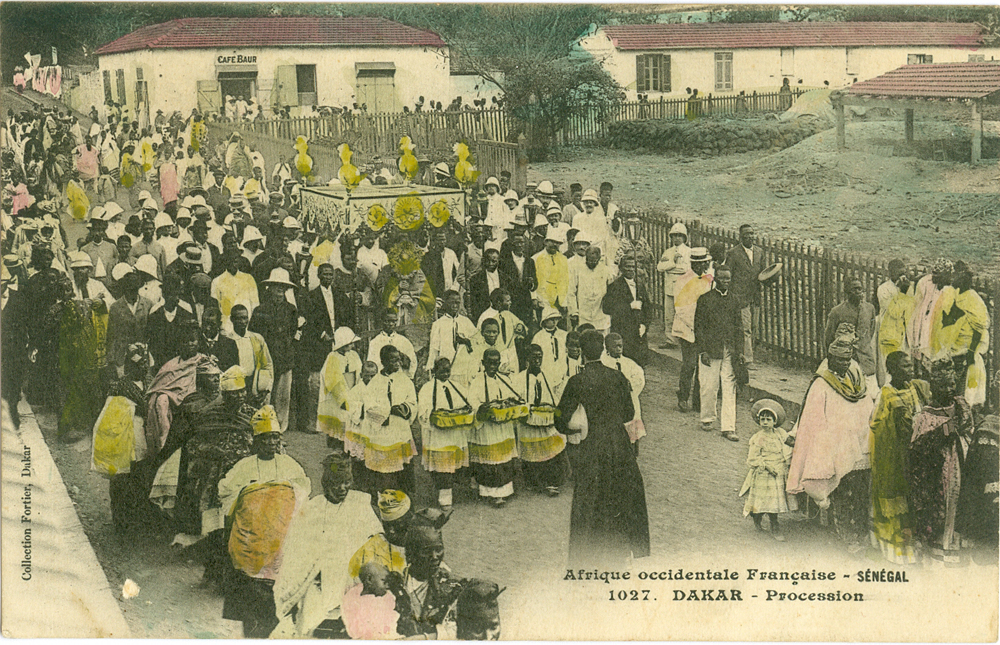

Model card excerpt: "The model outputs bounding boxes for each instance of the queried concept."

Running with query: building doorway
[218,71,257,117]
[356,63,397,112]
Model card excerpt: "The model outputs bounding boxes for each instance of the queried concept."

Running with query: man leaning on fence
[726,224,765,367]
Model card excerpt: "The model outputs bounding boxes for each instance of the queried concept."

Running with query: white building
[574,22,1000,100]
[95,16,453,122]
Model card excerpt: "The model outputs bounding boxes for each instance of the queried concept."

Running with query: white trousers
[272,370,293,431]
[699,348,737,434]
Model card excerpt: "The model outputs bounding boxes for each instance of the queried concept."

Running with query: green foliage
[605,117,826,157]
[505,59,625,160]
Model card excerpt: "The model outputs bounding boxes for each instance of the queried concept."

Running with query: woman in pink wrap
[786,324,875,552]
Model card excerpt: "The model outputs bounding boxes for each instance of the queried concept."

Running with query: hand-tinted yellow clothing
[879,291,916,357]
[534,251,569,308]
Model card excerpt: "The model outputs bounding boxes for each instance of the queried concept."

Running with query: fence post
[821,247,834,325]
[515,134,529,194]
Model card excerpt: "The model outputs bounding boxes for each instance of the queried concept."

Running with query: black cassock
[557,362,650,567]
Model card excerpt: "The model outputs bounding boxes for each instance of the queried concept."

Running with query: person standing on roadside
[656,222,690,349]
[694,266,743,442]
[726,224,765,366]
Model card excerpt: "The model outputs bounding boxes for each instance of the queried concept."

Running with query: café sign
[217,55,257,64]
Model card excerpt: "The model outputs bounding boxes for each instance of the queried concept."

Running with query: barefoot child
[739,399,793,541]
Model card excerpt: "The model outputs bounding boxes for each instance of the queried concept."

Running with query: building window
[115,69,127,104]
[846,47,859,75]
[780,48,794,75]
[907,54,933,64]
[714,52,733,91]
[296,64,317,106]
[102,70,113,104]
[635,54,670,92]
[135,68,148,105]
[969,54,986,62]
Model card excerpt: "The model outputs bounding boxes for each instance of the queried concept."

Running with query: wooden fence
[635,209,1000,411]
[207,122,527,194]
[230,88,807,151]
[239,108,509,152]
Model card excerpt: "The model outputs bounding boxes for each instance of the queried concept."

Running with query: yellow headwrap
[377,490,411,522]
[251,405,281,436]
[220,365,246,392]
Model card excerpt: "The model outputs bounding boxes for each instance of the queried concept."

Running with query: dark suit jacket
[107,296,153,368]
[300,286,353,371]
[602,277,651,365]
[212,334,241,371]
[725,244,765,309]
[467,269,508,324]
[146,306,197,369]
[498,254,537,326]
[693,288,743,359]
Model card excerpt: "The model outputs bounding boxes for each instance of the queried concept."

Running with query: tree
[422,5,624,159]
[502,58,624,160]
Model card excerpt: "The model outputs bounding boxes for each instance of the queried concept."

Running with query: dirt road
[33,350,867,638]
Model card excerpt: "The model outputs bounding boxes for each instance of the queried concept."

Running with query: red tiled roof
[601,22,986,51]
[847,61,1000,99]
[96,16,446,55]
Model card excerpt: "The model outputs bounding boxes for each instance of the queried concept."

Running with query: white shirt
[742,244,754,266]
[426,313,477,371]
[569,263,612,330]
[602,353,645,421]
[73,277,114,303]
[485,269,501,295]
[439,247,462,294]
[367,331,418,379]
[511,254,525,276]
[320,285,336,328]
[476,308,523,351]
[531,328,568,385]
[624,278,637,301]
[357,243,388,283]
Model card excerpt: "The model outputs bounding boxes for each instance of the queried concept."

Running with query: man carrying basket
[514,344,568,497]
[418,358,475,510]
[468,349,526,507]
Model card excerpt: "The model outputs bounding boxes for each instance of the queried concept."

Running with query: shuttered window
[907,54,933,64]
[714,52,733,91]
[102,70,113,104]
[635,54,670,93]
[115,69,127,104]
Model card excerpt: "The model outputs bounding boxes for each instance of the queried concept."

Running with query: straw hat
[750,398,786,427]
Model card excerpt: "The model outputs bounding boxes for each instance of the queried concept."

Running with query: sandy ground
[31,346,999,639]
[530,119,1000,276]
[27,353,869,639]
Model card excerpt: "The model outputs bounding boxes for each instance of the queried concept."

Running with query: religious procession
[2,9,1000,640]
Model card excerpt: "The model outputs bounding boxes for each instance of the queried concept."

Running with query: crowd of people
[0,90,995,637]
[0,98,659,638]
[658,221,995,561]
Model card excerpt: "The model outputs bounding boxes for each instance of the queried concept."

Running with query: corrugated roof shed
[847,61,1000,99]
[96,16,447,55]
[600,21,986,51]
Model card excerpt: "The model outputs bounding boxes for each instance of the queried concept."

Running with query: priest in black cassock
[556,329,649,567]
